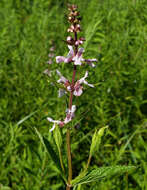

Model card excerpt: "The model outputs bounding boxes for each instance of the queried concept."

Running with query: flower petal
[83,80,94,88]
[73,87,83,96]
[73,55,82,65]
[78,71,88,84]
[64,105,76,124]
[67,45,74,58]
[71,105,76,113]
[50,123,56,132]
[77,48,84,57]
[56,56,66,63]
[56,70,69,84]
[86,58,97,62]
[47,117,55,122]
[58,88,66,97]
[85,58,97,67]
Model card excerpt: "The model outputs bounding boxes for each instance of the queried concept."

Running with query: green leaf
[53,125,62,152]
[16,110,38,126]
[0,186,11,190]
[72,165,136,186]
[90,126,108,156]
[53,125,65,173]
[84,16,103,50]
[43,137,62,170]
[33,127,61,171]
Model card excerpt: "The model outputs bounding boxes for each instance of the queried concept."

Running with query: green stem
[66,129,72,190]
[84,154,92,173]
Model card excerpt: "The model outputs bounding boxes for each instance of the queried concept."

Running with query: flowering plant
[39,4,135,190]
[47,5,97,133]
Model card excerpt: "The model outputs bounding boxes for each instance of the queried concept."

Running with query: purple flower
[84,58,97,68]
[47,117,64,132]
[64,105,76,124]
[56,45,84,66]
[56,45,74,64]
[73,71,94,96]
[56,70,71,89]
[46,60,53,65]
[56,46,97,67]
[72,48,84,65]
[47,105,76,132]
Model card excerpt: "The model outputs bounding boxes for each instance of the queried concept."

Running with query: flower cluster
[47,105,76,132]
[47,45,55,65]
[56,45,97,67]
[47,5,97,132]
[56,70,94,97]
[43,44,55,77]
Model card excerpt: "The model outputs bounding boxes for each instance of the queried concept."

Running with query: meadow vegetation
[0,0,147,189]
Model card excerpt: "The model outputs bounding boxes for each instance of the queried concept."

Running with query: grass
[0,0,147,189]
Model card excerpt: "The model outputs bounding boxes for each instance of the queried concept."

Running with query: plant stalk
[66,31,78,190]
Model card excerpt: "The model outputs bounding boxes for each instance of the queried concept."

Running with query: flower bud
[73,11,79,16]
[67,36,75,45]
[67,25,75,33]
[50,47,55,51]
[75,24,81,32]
[75,37,85,46]
[48,53,54,58]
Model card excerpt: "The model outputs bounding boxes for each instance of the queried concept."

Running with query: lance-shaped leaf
[53,125,62,152]
[72,165,136,186]
[53,125,65,173]
[33,127,66,181]
[90,126,108,156]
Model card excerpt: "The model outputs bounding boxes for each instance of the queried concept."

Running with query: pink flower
[47,117,64,132]
[64,105,76,124]
[56,46,97,67]
[75,37,85,45]
[56,45,74,64]
[46,60,53,65]
[56,70,71,89]
[47,105,76,132]
[56,45,84,66]
[84,59,97,68]
[72,48,84,65]
[73,71,94,96]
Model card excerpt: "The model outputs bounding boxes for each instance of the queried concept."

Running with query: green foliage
[90,126,108,156]
[0,0,147,189]
[72,165,136,187]
[53,125,63,153]
[34,127,64,176]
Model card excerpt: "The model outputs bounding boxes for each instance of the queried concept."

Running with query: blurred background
[0,0,147,189]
